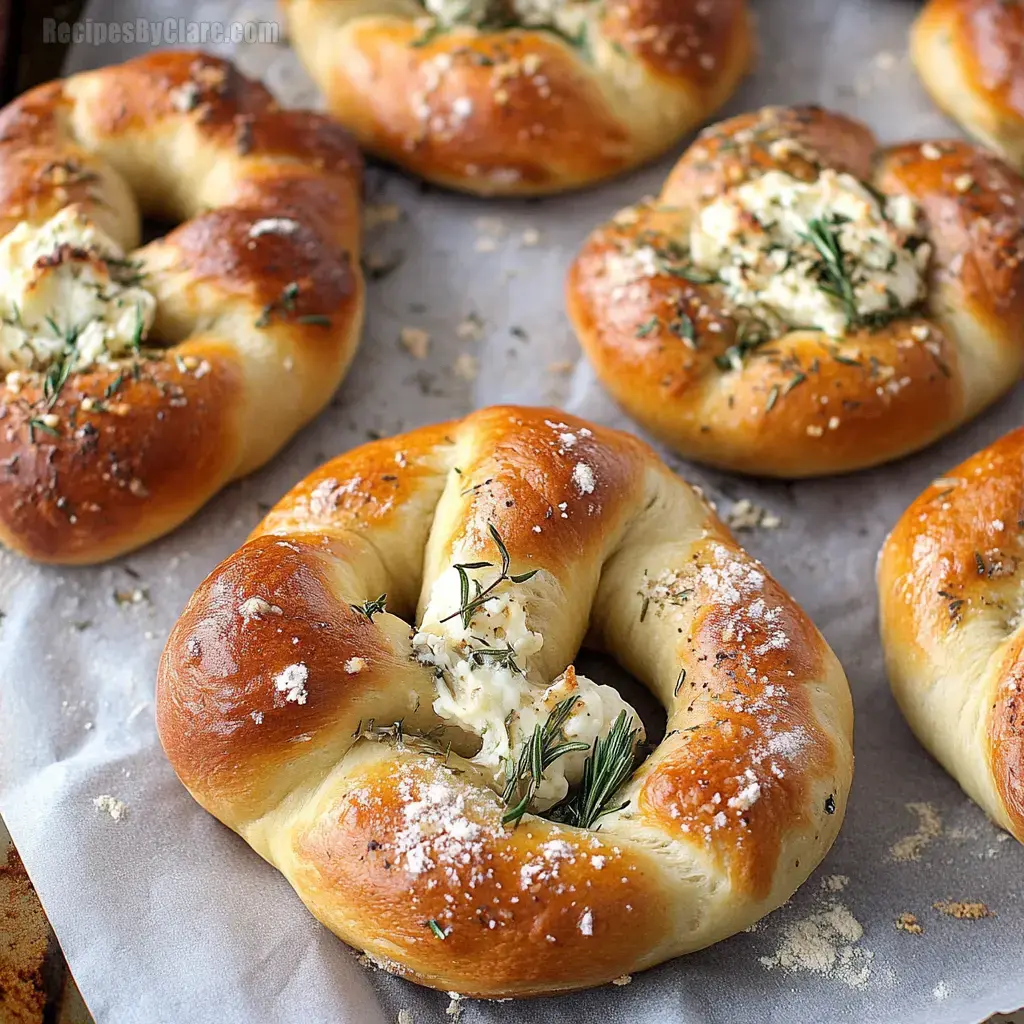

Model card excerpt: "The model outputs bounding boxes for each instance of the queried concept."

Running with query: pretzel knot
[281,0,752,195]
[0,51,364,564]
[157,406,853,997]
[568,104,1024,477]
[879,426,1024,845]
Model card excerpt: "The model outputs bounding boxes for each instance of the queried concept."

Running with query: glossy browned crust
[637,543,840,900]
[281,0,752,195]
[0,51,364,563]
[157,405,854,995]
[567,104,1024,477]
[878,426,1024,841]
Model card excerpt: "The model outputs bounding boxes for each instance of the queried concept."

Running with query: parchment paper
[1,0,1022,1021]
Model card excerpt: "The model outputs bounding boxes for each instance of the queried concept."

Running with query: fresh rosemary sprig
[801,218,919,332]
[351,594,387,621]
[550,710,642,830]
[441,524,538,629]
[501,694,590,827]
[42,322,81,409]
[802,216,858,323]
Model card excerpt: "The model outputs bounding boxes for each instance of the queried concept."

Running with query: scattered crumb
[456,312,485,340]
[400,327,430,359]
[521,227,541,246]
[92,795,127,821]
[474,236,498,253]
[344,657,367,675]
[895,912,923,935]
[933,980,950,1001]
[822,874,849,892]
[445,992,463,1021]
[547,360,574,374]
[932,900,993,920]
[612,974,632,986]
[725,498,782,531]
[759,900,873,989]
[453,353,478,381]
[113,587,148,607]
[890,802,942,862]
[874,50,897,71]
[397,1011,414,1024]
[364,203,402,230]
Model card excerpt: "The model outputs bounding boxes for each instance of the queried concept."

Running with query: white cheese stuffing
[274,662,309,704]
[413,565,642,809]
[0,206,156,374]
[690,168,930,338]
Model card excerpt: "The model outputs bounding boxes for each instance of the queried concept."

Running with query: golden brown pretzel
[156,405,853,997]
[280,0,752,196]
[912,0,1024,171]
[567,104,1024,477]
[0,51,364,564]
[879,426,1024,845]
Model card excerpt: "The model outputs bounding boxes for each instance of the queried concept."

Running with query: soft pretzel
[567,104,1024,477]
[156,405,853,997]
[280,0,753,196]
[913,0,1024,172]
[0,51,364,564]
[879,427,1024,845]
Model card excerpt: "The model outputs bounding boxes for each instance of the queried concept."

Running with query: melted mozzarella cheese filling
[690,169,930,338]
[413,566,643,809]
[0,206,156,375]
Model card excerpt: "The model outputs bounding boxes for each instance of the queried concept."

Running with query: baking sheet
[1,0,1023,1021]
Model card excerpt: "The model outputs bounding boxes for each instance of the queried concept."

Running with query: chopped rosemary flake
[426,919,447,940]
[673,669,687,697]
[297,314,332,328]
[351,594,387,620]
[28,417,60,440]
[255,281,300,328]
[635,317,659,338]
[715,319,770,371]
[765,384,780,412]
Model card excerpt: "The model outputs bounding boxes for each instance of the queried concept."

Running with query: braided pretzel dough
[157,406,853,996]
[879,427,1024,844]
[567,105,1024,477]
[281,0,752,196]
[913,0,1024,172]
[0,52,364,564]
